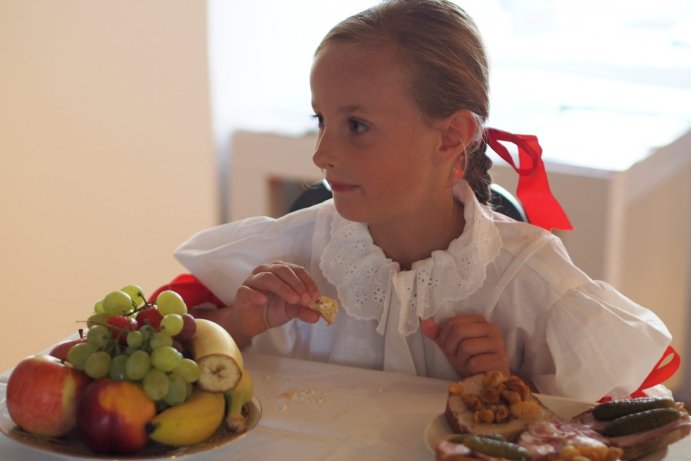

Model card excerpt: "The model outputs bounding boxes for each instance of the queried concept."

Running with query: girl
[174,0,673,401]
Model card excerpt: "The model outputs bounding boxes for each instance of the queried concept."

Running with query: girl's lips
[327,181,358,193]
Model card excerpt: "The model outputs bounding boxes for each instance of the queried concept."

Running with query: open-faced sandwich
[444,371,556,443]
[436,371,690,461]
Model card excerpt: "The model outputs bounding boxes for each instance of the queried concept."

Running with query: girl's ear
[438,110,477,161]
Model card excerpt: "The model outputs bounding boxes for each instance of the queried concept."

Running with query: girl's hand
[228,261,321,346]
[421,315,510,378]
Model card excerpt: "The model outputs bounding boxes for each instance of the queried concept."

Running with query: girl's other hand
[230,261,321,346]
[421,315,510,378]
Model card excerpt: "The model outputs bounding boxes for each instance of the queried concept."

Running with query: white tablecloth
[1,352,690,460]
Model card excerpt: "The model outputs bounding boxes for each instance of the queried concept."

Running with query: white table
[1,352,690,460]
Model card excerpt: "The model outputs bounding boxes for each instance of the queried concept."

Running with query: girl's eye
[311,113,324,128]
[348,119,368,134]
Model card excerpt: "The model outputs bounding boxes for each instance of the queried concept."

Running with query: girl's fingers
[245,271,301,305]
[455,336,502,359]
[464,351,508,376]
[288,304,321,324]
[420,318,440,339]
[250,261,318,305]
[432,315,509,377]
[437,316,496,347]
[235,284,268,306]
[290,265,321,302]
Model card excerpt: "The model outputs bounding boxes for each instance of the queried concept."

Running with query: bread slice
[308,296,339,325]
[444,372,557,443]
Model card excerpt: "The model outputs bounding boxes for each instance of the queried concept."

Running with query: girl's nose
[312,131,335,170]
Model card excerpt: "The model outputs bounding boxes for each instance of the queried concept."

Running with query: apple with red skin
[77,379,156,454]
[48,337,87,361]
[6,354,91,437]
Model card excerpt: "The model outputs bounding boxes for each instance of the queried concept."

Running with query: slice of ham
[435,439,518,461]
[518,419,611,460]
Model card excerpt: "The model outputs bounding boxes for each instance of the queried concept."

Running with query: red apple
[77,379,156,454]
[48,337,87,361]
[6,354,91,437]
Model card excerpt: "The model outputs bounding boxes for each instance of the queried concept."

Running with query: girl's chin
[333,200,369,223]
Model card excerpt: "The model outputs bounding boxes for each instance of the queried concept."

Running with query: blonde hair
[316,0,493,203]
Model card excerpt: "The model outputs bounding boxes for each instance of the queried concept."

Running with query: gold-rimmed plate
[0,396,261,460]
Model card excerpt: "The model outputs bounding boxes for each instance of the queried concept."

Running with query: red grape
[174,314,197,342]
[136,307,163,330]
[106,315,138,345]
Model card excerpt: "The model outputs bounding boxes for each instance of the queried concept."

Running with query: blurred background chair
[288,180,527,222]
[487,183,527,222]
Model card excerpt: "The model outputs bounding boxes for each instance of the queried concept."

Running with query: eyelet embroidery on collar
[319,181,502,337]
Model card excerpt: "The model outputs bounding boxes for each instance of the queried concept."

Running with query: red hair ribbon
[484,128,573,231]
[148,273,225,308]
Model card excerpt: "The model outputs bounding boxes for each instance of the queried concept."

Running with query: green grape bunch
[66,284,200,406]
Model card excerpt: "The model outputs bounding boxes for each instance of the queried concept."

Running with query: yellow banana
[189,318,244,392]
[147,388,225,446]
[225,369,254,433]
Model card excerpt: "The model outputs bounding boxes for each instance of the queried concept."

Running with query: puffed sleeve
[532,281,672,401]
[173,207,320,305]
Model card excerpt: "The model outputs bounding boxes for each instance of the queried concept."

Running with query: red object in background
[148,273,225,309]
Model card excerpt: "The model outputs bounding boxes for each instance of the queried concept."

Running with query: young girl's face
[310,42,453,228]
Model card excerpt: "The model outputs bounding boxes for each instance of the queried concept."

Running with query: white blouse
[175,181,671,401]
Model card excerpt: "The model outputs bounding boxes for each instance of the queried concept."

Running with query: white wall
[612,132,691,400]
[0,0,218,371]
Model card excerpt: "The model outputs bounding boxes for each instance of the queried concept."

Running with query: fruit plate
[0,395,261,459]
[423,393,592,453]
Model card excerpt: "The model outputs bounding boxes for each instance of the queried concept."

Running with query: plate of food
[426,372,690,461]
[0,395,261,460]
[424,393,591,451]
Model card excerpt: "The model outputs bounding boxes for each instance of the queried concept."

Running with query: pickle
[461,435,532,461]
[447,433,506,444]
[600,407,681,437]
[593,397,676,421]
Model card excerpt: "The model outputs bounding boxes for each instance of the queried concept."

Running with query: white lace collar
[319,181,502,337]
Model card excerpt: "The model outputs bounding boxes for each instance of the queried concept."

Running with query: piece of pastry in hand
[445,371,557,443]
[308,296,338,325]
